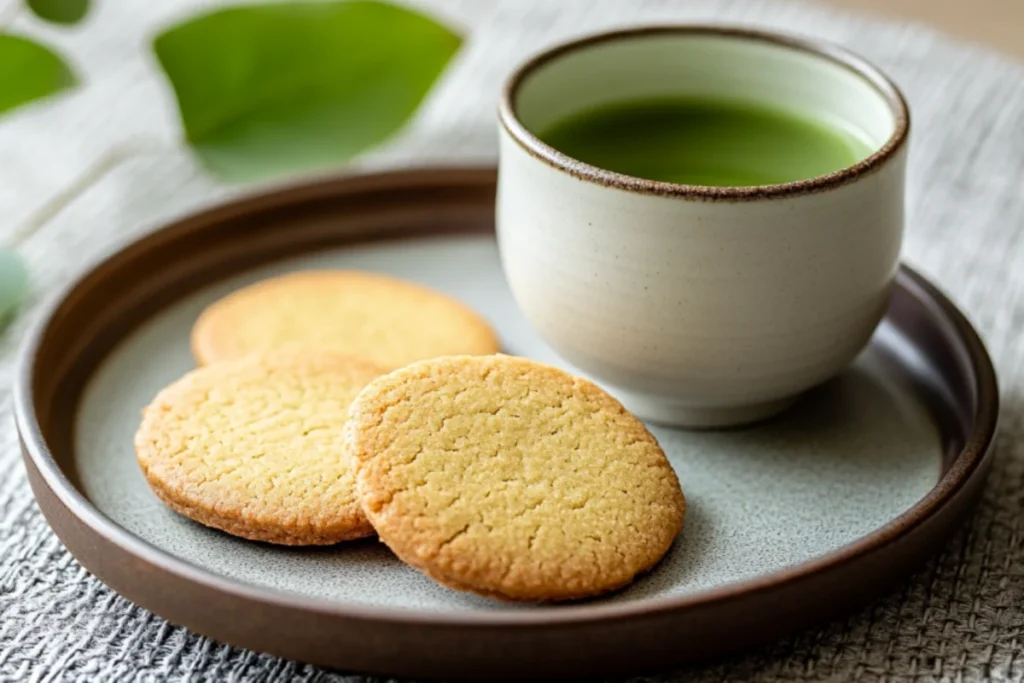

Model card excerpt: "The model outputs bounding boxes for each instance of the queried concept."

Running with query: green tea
[537,96,872,187]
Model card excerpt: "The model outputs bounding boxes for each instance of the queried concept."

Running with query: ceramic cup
[496,26,910,428]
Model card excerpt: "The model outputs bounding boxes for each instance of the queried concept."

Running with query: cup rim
[498,25,911,201]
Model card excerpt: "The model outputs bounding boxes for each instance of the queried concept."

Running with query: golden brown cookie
[346,355,686,601]
[191,270,500,369]
[135,350,384,545]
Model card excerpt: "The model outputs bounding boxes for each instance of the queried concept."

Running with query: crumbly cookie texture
[135,351,384,545]
[190,270,500,369]
[346,354,686,601]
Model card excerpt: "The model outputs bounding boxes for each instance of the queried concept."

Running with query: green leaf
[0,33,75,116]
[153,0,461,182]
[26,0,90,25]
[0,249,28,333]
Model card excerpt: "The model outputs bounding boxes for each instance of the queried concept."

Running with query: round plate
[14,168,998,679]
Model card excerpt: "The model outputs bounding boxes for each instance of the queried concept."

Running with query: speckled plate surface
[15,168,998,679]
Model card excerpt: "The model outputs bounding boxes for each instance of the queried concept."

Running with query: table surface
[1,1,1023,681]
[826,0,1024,58]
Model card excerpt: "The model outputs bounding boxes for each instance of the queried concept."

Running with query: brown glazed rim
[14,169,994,633]
[498,25,911,201]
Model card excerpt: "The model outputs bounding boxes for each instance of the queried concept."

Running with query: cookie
[135,350,384,545]
[346,355,686,601]
[191,270,500,369]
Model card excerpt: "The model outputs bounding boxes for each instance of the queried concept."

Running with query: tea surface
[538,97,872,186]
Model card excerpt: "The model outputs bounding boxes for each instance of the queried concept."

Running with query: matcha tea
[538,97,872,187]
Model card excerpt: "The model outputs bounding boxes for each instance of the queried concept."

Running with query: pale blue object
[0,249,28,331]
[76,236,941,611]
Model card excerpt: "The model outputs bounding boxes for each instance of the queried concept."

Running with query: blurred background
[825,0,1022,57]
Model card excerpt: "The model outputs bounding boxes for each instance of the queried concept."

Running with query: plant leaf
[0,33,75,116]
[0,249,28,333]
[153,0,461,182]
[26,0,90,25]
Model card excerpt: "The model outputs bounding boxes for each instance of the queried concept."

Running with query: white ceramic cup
[497,26,910,428]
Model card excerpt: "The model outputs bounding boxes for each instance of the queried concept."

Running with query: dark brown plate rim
[499,25,911,201]
[14,167,997,631]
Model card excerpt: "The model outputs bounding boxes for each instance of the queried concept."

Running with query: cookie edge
[136,350,384,546]
[347,354,686,601]
[190,270,501,367]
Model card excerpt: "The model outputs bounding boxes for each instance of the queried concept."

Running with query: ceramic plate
[15,168,997,679]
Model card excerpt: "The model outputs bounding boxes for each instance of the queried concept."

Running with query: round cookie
[135,350,384,545]
[191,270,500,369]
[346,355,686,601]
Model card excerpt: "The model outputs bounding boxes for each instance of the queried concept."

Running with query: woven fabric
[1,0,1023,680]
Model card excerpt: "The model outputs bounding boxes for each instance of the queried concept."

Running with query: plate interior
[74,235,941,612]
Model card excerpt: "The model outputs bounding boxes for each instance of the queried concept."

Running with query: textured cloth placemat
[1,0,1023,680]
